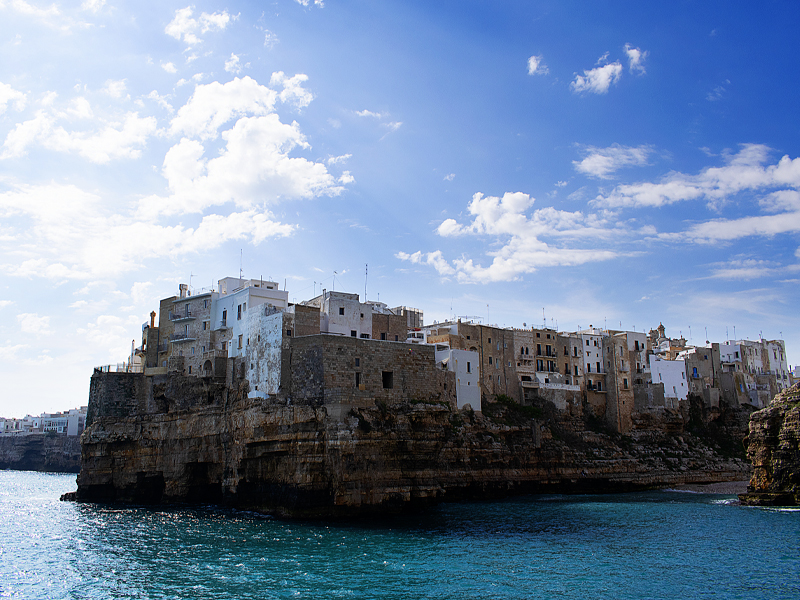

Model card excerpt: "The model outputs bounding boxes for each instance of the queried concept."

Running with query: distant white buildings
[0,407,87,436]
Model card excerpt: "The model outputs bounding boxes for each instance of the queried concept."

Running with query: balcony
[202,349,228,361]
[170,333,196,343]
[169,311,196,322]
[216,319,229,330]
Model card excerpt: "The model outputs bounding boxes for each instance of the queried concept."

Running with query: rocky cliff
[0,434,82,473]
[64,371,752,517]
[739,382,800,506]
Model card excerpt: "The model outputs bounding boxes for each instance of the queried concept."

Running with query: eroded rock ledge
[739,382,800,506]
[65,371,752,518]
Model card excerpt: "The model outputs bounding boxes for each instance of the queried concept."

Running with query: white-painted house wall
[244,310,285,399]
[321,292,373,338]
[435,346,481,411]
[649,355,687,407]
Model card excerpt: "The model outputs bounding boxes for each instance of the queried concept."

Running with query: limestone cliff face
[739,383,800,506]
[0,435,82,473]
[69,371,752,517]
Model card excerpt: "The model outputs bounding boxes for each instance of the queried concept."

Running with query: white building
[213,278,289,359]
[649,355,687,407]
[434,344,481,411]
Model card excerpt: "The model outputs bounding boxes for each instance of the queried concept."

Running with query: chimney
[150,311,156,328]
[179,283,188,298]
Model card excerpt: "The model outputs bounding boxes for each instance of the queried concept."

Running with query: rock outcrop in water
[739,382,800,506]
[65,370,752,517]
[0,434,82,473]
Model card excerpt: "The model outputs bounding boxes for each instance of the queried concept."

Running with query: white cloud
[168,76,278,140]
[162,62,178,74]
[146,90,174,113]
[0,82,27,114]
[165,6,232,47]
[2,109,157,163]
[398,192,618,283]
[0,182,297,280]
[571,60,623,94]
[444,173,455,181]
[595,144,800,209]
[326,153,351,165]
[270,71,313,109]
[66,97,93,118]
[137,75,345,217]
[338,171,354,185]
[527,55,549,76]
[294,0,324,6]
[705,258,798,280]
[573,144,652,179]
[3,0,59,19]
[103,79,127,99]
[225,53,242,74]
[707,83,727,102]
[0,300,13,308]
[263,30,278,48]
[17,312,51,335]
[356,109,383,118]
[624,44,648,74]
[80,0,105,12]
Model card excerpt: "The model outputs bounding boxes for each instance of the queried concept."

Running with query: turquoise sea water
[1,471,798,599]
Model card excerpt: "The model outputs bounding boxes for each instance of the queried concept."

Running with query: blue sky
[1,0,798,417]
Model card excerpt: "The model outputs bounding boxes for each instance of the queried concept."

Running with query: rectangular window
[624,378,628,389]
[586,339,589,346]
[381,333,387,340]
[360,313,364,318]
[597,362,601,373]
[204,299,208,308]
[355,358,360,367]
[466,335,470,340]
[467,362,471,373]
[574,365,578,376]
[238,334,243,349]
[355,372,361,387]
[237,305,242,320]
[382,371,393,389]
[488,337,491,344]
[203,321,207,331]
[587,363,591,373]
[597,381,602,391]
[339,307,345,315]
[395,335,399,341]
[574,347,578,357]
[286,329,292,337]
[351,330,357,337]
[222,309,227,323]
[360,333,370,339]
[565,363,569,374]
[191,347,195,355]
[243,302,246,312]
[537,344,541,355]
[488,356,493,365]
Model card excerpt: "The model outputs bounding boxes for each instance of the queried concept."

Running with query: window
[574,365,578,376]
[547,334,551,339]
[237,305,242,320]
[204,299,208,308]
[597,381,602,391]
[243,302,246,312]
[596,362,601,373]
[191,347,195,355]
[624,378,628,389]
[286,329,292,337]
[574,347,578,357]
[508,361,511,367]
[635,340,640,351]
[564,346,568,356]
[360,334,370,339]
[339,307,345,315]
[360,313,364,318]
[586,339,589,346]
[525,347,529,355]
[203,321,207,331]
[565,363,569,374]
[537,344,541,355]
[355,358,360,367]
[222,309,227,323]
[488,357,493,365]
[536,332,540,338]
[521,346,524,355]
[382,371,393,389]
[188,366,192,374]
[488,337,492,344]
[381,333,387,340]
[467,362,471,373]
[587,363,592,373]
[395,335,399,341]
[202,346,206,352]
[355,372,361,387]
[238,334,243,349]
[351,330,357,337]
[466,335,471,340]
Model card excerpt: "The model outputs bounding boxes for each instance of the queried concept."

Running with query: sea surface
[1,471,798,599]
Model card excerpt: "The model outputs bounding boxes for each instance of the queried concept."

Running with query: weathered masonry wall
[286,335,456,409]
[371,313,407,342]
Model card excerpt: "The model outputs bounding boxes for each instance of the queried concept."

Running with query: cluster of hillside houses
[123,277,792,434]
[0,407,87,437]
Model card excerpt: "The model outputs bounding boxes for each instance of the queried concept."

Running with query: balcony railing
[169,311,196,322]
[216,319,228,330]
[170,333,196,343]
